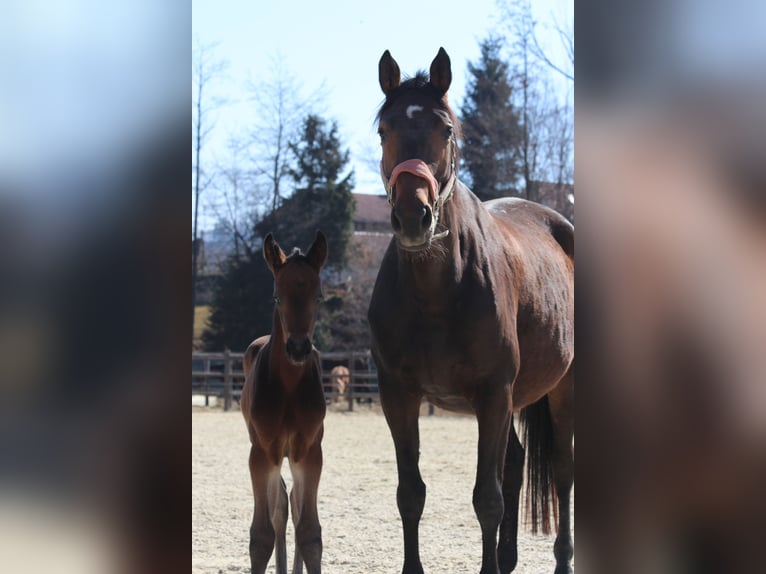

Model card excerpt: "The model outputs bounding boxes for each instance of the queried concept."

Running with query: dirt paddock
[192,406,573,573]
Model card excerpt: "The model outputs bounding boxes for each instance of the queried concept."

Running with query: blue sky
[193,0,572,228]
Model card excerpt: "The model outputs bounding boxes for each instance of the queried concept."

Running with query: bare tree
[499,0,574,202]
[536,95,574,222]
[502,0,545,200]
[192,38,228,348]
[547,98,574,187]
[242,55,326,215]
[498,0,574,82]
[530,10,573,81]
[204,139,259,263]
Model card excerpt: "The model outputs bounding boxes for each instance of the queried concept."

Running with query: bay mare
[368,49,574,574]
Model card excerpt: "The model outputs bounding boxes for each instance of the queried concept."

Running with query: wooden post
[204,357,210,407]
[223,349,232,412]
[347,357,354,412]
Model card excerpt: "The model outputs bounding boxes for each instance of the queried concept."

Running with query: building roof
[352,183,573,227]
[353,193,390,225]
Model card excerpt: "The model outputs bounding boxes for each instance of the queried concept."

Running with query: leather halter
[379,135,457,239]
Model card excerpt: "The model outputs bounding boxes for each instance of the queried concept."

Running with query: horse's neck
[396,187,469,301]
[268,308,307,383]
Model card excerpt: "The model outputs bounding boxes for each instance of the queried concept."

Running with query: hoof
[497,547,518,573]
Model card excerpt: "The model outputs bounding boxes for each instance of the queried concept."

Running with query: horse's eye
[444,125,454,140]
[378,128,386,143]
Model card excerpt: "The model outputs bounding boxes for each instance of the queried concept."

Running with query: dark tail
[519,395,558,535]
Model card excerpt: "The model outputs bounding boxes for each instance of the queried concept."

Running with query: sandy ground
[192,405,572,573]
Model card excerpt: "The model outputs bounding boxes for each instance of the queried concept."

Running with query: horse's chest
[391,313,509,387]
[251,379,324,444]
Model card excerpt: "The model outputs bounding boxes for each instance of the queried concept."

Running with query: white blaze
[406,105,423,119]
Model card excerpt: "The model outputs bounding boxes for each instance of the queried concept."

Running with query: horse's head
[377,48,459,251]
[263,231,327,365]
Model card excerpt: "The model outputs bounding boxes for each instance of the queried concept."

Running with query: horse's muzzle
[285,336,312,364]
[391,203,434,249]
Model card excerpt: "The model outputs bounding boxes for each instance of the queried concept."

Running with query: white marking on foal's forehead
[405,105,424,119]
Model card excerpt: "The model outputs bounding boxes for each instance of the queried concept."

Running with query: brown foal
[241,231,328,574]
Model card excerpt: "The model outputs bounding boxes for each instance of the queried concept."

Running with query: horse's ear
[263,233,286,274]
[379,50,401,95]
[429,47,452,95]
[306,230,328,271]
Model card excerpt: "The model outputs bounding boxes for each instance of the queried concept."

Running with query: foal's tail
[519,395,558,535]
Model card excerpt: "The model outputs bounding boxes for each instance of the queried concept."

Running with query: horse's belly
[423,392,474,414]
[404,334,512,413]
[511,329,573,408]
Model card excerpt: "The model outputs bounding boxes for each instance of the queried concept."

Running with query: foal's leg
[289,487,303,574]
[547,368,574,574]
[473,383,512,574]
[289,440,323,574]
[498,416,524,574]
[380,386,425,574]
[273,476,289,574]
[248,443,282,574]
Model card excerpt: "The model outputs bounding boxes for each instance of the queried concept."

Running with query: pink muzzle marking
[388,159,439,202]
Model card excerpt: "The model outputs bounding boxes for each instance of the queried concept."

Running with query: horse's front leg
[248,443,283,574]
[473,382,512,574]
[289,437,323,574]
[380,380,426,574]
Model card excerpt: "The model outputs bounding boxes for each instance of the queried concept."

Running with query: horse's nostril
[391,209,402,232]
[287,337,311,358]
[421,207,433,230]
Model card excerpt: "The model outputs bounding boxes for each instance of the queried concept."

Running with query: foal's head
[263,231,327,365]
[377,47,459,251]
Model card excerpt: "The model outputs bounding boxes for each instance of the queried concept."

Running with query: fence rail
[192,350,378,411]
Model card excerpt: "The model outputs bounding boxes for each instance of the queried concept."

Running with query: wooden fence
[192,350,378,411]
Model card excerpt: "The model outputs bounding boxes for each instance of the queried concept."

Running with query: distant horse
[368,49,574,574]
[329,365,350,403]
[241,231,328,574]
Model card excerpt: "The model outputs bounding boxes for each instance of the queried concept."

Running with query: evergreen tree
[201,249,272,351]
[459,37,523,201]
[258,114,355,270]
[202,114,355,351]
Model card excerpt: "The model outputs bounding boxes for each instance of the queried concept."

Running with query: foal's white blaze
[406,104,423,119]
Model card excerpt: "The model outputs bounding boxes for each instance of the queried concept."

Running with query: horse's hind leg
[272,476,289,574]
[547,367,574,574]
[248,444,280,574]
[498,416,524,574]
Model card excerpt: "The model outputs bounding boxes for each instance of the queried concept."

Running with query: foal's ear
[379,50,401,95]
[306,230,328,271]
[263,233,287,274]
[429,47,452,95]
